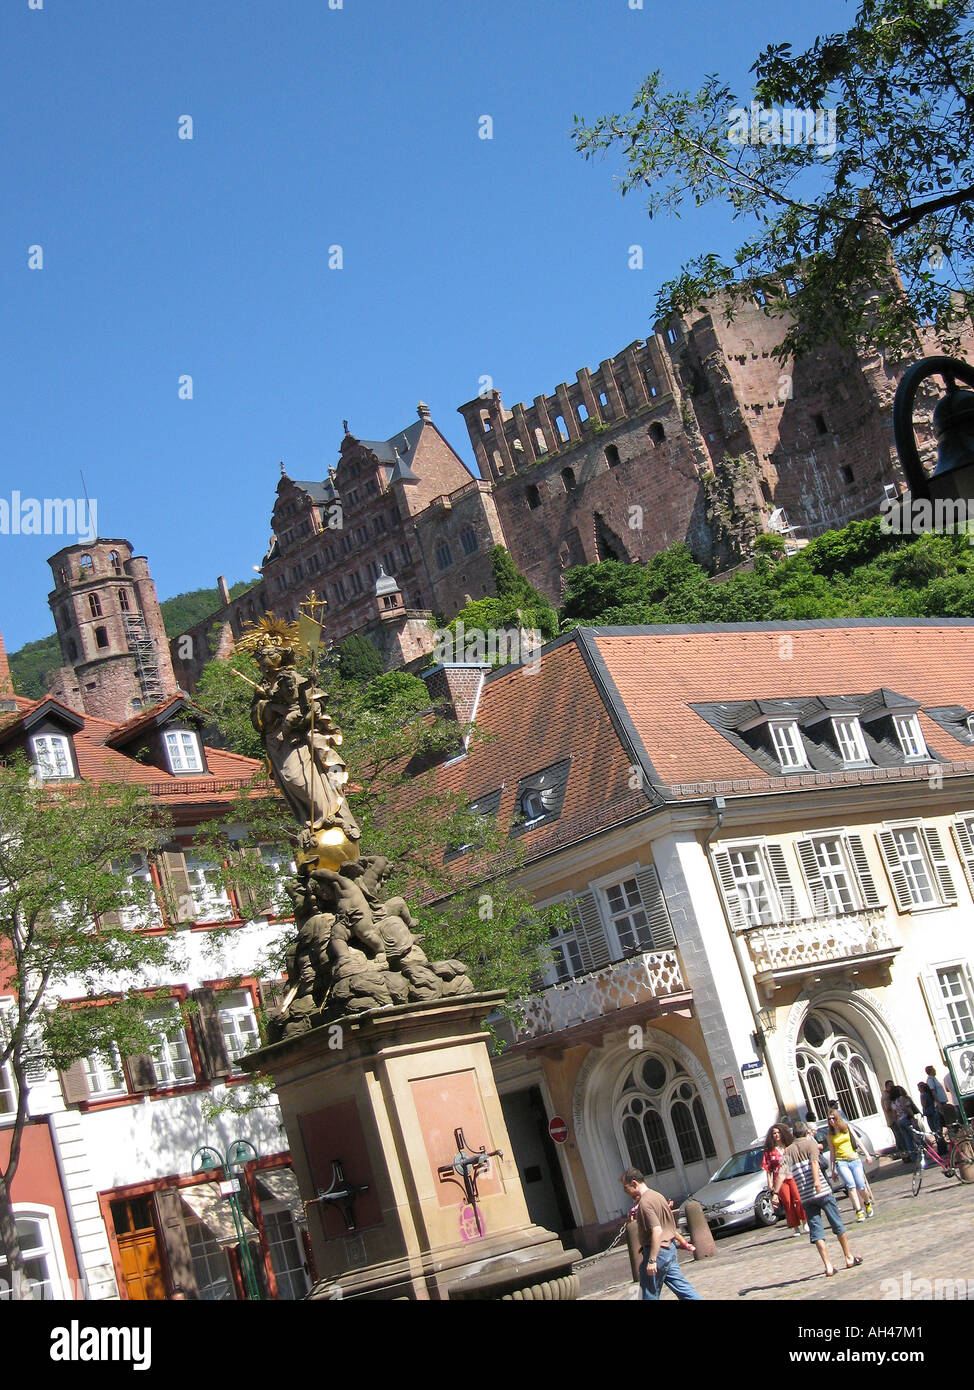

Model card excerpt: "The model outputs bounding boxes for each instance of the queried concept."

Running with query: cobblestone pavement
[576,1158,974,1301]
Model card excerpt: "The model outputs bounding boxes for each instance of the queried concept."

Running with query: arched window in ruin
[526,485,542,511]
[554,414,570,443]
[94,627,109,650]
[649,422,665,446]
[605,444,620,468]
[118,589,130,612]
[109,550,122,575]
[88,592,103,618]
[561,467,577,493]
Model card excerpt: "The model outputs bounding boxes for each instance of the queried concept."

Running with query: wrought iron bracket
[307,1158,368,1231]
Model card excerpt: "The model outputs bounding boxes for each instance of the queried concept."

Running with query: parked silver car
[680,1122,879,1234]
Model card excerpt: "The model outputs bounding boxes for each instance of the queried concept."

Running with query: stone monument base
[244,991,579,1300]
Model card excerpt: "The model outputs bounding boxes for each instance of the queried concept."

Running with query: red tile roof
[590,620,974,794]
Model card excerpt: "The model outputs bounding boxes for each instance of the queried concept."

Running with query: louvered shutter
[845,834,882,908]
[59,1059,90,1106]
[877,830,913,912]
[952,817,974,898]
[570,891,611,970]
[156,846,195,924]
[126,1051,157,1093]
[711,850,746,930]
[765,843,797,922]
[154,1188,200,1299]
[796,839,828,917]
[190,989,231,1081]
[229,845,274,921]
[634,866,676,950]
[917,968,956,1050]
[923,826,957,905]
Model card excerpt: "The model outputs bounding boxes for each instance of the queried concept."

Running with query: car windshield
[711,1148,764,1180]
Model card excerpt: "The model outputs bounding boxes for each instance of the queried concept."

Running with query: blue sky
[1,0,851,652]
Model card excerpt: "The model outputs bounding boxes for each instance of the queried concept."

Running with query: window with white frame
[543,917,585,986]
[185,855,233,922]
[260,845,295,913]
[768,720,809,769]
[831,716,870,765]
[805,836,857,915]
[146,1004,195,1087]
[0,1003,16,1119]
[82,1044,127,1098]
[218,990,261,1071]
[263,1206,310,1300]
[603,877,653,954]
[185,1219,234,1301]
[880,826,938,908]
[113,853,162,929]
[0,1211,67,1300]
[893,713,927,760]
[724,846,777,926]
[938,967,974,1043]
[30,735,73,781]
[164,730,204,775]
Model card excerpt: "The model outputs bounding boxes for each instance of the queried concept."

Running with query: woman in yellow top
[827,1108,874,1221]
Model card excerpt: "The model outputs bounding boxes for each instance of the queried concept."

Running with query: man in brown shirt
[621,1168,702,1301]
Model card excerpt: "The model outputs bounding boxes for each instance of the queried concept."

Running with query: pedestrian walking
[761,1123,808,1235]
[620,1169,702,1301]
[890,1085,920,1160]
[881,1079,904,1157]
[772,1121,863,1280]
[918,1081,948,1158]
[826,1110,873,1219]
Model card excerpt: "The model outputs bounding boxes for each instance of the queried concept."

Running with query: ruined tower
[46,539,179,721]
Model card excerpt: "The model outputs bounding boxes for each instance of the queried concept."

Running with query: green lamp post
[192,1140,262,1301]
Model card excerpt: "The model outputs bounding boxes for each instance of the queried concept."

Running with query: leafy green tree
[445,548,558,661]
[336,633,384,684]
[572,0,974,359]
[193,650,264,759]
[0,763,179,1296]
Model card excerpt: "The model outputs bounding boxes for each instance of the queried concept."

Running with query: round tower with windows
[46,539,179,722]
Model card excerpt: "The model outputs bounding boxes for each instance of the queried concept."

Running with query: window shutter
[952,817,974,899]
[59,1059,90,1106]
[156,846,195,924]
[918,968,956,1049]
[190,989,231,1081]
[923,826,957,905]
[125,1051,157,1093]
[153,1188,200,1299]
[765,843,797,922]
[634,865,676,950]
[796,839,828,917]
[570,891,611,971]
[228,845,272,921]
[877,830,912,912]
[845,834,882,909]
[711,850,745,930]
[258,978,289,1022]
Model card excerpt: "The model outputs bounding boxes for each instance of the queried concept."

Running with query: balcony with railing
[744,908,900,996]
[499,949,692,1052]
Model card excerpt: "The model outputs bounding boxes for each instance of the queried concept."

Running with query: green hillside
[8,580,257,700]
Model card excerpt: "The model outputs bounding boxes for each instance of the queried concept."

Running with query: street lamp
[892,356,974,502]
[192,1139,261,1301]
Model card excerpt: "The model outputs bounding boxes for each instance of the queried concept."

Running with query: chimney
[217,575,231,607]
[421,662,491,730]
[0,631,13,697]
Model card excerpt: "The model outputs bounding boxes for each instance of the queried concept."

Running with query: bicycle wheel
[952,1138,974,1183]
[911,1154,924,1197]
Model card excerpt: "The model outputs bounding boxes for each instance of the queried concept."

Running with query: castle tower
[46,539,179,721]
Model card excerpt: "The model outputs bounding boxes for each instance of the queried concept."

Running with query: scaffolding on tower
[122,613,166,705]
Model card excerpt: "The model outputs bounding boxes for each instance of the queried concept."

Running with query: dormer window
[521,789,546,824]
[164,730,204,774]
[831,716,870,765]
[511,760,571,836]
[31,735,73,781]
[768,720,809,770]
[893,713,927,761]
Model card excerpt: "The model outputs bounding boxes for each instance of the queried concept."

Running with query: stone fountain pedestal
[243,991,579,1300]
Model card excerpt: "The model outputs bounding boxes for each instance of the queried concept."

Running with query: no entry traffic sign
[549,1115,569,1144]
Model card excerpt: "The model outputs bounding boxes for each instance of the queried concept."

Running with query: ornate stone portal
[237,605,579,1299]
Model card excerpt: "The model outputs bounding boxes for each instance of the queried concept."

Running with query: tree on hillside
[336,633,384,684]
[572,0,974,359]
[444,548,559,664]
[0,764,179,1296]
